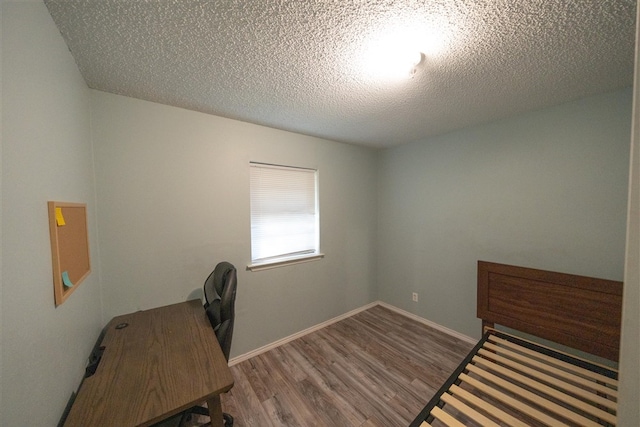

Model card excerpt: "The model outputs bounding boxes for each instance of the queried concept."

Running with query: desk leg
[206,395,224,427]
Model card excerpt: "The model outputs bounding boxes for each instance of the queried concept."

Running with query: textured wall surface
[44,0,636,147]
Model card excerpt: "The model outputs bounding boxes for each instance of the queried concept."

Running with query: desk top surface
[65,299,234,427]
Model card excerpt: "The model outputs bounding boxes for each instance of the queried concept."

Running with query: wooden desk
[65,300,234,426]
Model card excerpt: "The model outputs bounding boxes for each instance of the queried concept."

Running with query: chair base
[179,405,233,427]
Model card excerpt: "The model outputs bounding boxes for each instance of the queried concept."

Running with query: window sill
[247,253,325,272]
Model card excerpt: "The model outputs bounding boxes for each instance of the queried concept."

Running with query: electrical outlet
[412,292,418,302]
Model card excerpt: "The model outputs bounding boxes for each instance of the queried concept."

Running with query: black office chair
[203,261,237,361]
[179,261,237,427]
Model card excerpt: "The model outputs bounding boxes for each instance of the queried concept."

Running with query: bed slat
[440,392,501,427]
[466,364,606,427]
[483,341,618,397]
[488,335,618,387]
[460,372,571,427]
[449,384,530,427]
[441,391,502,427]
[476,348,617,411]
[431,406,467,427]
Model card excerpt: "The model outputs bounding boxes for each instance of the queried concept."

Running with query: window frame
[247,162,323,271]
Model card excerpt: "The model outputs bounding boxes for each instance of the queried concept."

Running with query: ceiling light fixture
[356,18,447,83]
[361,43,425,81]
[409,52,426,77]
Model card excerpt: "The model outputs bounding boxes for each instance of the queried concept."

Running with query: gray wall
[618,5,640,424]
[377,89,632,339]
[1,2,103,425]
[1,0,4,418]
[90,91,379,359]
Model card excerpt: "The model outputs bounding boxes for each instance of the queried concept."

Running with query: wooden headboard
[477,261,623,361]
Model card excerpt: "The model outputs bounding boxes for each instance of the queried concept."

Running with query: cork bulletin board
[48,201,91,306]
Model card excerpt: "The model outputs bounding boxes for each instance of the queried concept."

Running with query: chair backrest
[203,261,237,361]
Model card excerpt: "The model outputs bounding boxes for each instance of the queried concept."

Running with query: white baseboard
[229,301,378,366]
[228,300,476,366]
[376,301,477,345]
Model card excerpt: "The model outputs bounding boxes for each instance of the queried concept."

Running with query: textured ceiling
[44,0,637,148]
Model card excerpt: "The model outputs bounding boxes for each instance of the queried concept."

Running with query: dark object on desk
[180,261,238,427]
[84,324,107,378]
[84,345,105,377]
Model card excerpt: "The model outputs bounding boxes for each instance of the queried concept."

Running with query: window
[248,162,322,270]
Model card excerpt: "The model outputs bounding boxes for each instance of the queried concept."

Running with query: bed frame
[409,261,623,427]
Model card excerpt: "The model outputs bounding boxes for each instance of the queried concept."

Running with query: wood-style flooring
[217,305,475,427]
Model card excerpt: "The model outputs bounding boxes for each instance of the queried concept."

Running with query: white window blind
[250,162,319,266]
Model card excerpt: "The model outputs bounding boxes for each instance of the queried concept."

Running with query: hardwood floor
[217,305,475,427]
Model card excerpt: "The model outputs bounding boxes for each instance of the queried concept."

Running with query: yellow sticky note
[55,207,66,226]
